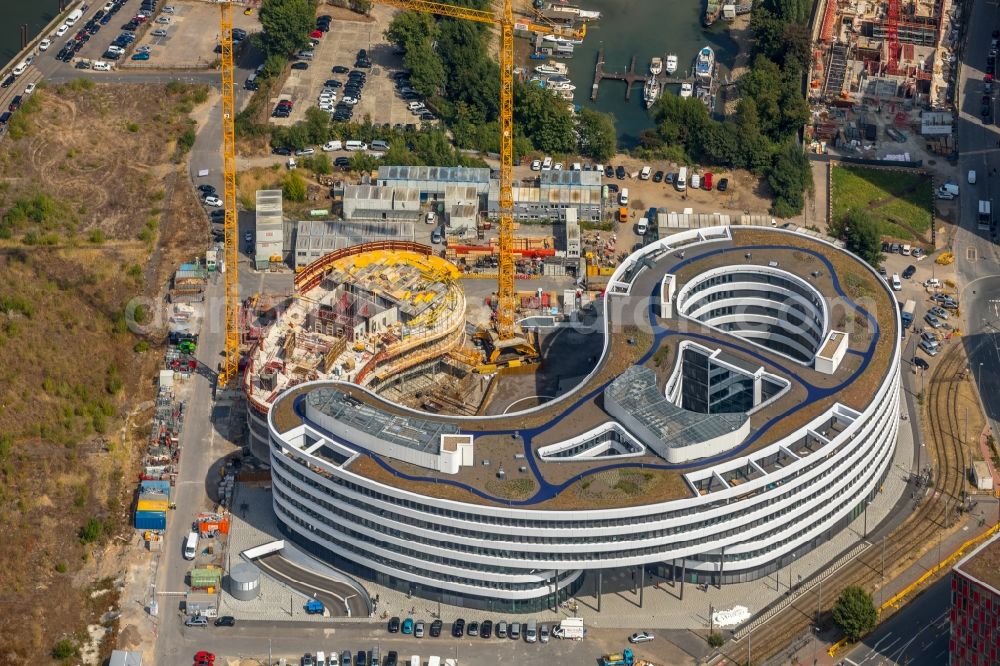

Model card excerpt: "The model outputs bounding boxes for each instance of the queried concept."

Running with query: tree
[258,0,316,58]
[306,154,331,175]
[832,209,884,267]
[514,82,576,154]
[283,171,306,202]
[833,585,877,641]
[577,108,617,161]
[767,141,812,217]
[385,12,445,99]
[303,107,331,144]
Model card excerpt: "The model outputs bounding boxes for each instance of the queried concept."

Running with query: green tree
[385,12,446,99]
[258,0,316,58]
[831,209,884,267]
[307,153,332,175]
[283,171,307,201]
[833,585,877,641]
[577,108,617,161]
[515,82,575,154]
[303,106,331,144]
[767,141,812,217]
[351,152,381,173]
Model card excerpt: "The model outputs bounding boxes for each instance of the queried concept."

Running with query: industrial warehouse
[253,226,902,611]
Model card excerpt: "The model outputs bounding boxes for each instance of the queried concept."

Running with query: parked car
[615,165,626,179]
[429,619,443,637]
[291,62,309,70]
[652,170,664,183]
[480,620,493,639]
[131,52,150,60]
[151,28,167,36]
[629,631,655,644]
[924,313,943,328]
[902,265,916,279]
[912,357,930,370]
[414,620,425,638]
[919,339,940,356]
[39,38,51,51]
[203,195,223,207]
[184,615,208,627]
[929,306,949,320]
[295,147,315,156]
[466,621,479,637]
[452,619,466,637]
[530,159,541,171]
[401,618,414,635]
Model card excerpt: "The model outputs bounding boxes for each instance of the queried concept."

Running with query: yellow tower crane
[217,0,241,387]
[375,0,538,367]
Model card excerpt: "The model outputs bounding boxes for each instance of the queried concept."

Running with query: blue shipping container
[140,480,172,498]
[134,510,166,530]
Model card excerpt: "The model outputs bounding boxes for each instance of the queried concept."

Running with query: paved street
[841,576,950,666]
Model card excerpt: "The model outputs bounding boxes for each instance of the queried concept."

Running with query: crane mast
[218,0,240,387]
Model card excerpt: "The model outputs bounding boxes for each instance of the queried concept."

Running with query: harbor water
[0,0,60,63]
[566,0,740,147]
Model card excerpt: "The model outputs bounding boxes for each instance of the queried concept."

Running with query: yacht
[542,34,576,47]
[548,81,576,91]
[535,62,568,76]
[649,57,663,76]
[643,77,660,108]
[546,75,572,85]
[665,54,678,74]
[679,82,694,98]
[695,46,715,83]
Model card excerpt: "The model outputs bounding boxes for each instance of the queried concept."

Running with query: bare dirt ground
[0,80,208,663]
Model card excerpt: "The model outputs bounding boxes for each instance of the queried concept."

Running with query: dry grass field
[0,79,208,662]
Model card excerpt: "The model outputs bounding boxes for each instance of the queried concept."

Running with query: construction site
[808,0,960,157]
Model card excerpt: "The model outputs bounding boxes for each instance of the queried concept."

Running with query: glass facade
[680,348,756,414]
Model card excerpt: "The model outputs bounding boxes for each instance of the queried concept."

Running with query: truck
[552,617,585,640]
[601,649,635,666]
[979,200,992,229]
[901,299,916,329]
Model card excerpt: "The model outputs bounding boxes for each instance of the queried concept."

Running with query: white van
[317,651,326,666]
[636,217,648,236]
[639,166,651,180]
[691,173,701,189]
[371,140,390,151]
[619,188,629,205]
[526,619,538,643]
[891,274,902,291]
[65,8,84,26]
[427,658,440,666]
[676,167,688,191]
[345,140,367,151]
[410,657,421,666]
[183,531,198,560]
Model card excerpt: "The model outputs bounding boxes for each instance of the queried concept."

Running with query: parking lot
[881,248,960,376]
[271,5,431,128]
[128,0,260,68]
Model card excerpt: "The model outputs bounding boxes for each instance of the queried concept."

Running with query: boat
[679,82,693,98]
[534,62,568,76]
[704,0,722,26]
[695,46,715,83]
[643,77,660,108]
[542,34,576,47]
[665,54,678,74]
[650,57,663,76]
[555,89,575,100]
[546,74,572,85]
[548,82,576,91]
[542,3,601,21]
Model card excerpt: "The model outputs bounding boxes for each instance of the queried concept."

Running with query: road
[841,576,951,666]
[957,0,1000,443]
[254,553,370,618]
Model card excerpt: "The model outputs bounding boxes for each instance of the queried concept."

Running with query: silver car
[184,615,208,627]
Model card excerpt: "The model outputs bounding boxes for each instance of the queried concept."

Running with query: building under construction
[243,242,488,460]
[810,0,959,152]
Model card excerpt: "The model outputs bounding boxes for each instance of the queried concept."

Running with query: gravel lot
[128,0,260,68]
[272,5,434,129]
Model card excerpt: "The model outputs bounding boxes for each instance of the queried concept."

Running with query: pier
[591,49,691,101]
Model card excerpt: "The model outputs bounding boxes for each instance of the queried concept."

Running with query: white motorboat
[665,54,678,74]
[548,81,576,91]
[542,34,576,47]
[695,45,715,83]
[679,82,693,98]
[534,62,568,76]
[546,74,571,85]
[650,57,663,76]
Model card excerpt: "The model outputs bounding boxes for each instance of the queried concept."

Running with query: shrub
[78,517,102,543]
[708,632,725,648]
[52,638,79,660]
[88,229,106,244]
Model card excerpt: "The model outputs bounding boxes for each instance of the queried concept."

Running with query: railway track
[721,344,970,664]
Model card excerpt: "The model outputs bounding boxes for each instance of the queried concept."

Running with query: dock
[591,49,691,101]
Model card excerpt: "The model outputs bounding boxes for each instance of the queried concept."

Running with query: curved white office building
[264,226,901,612]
